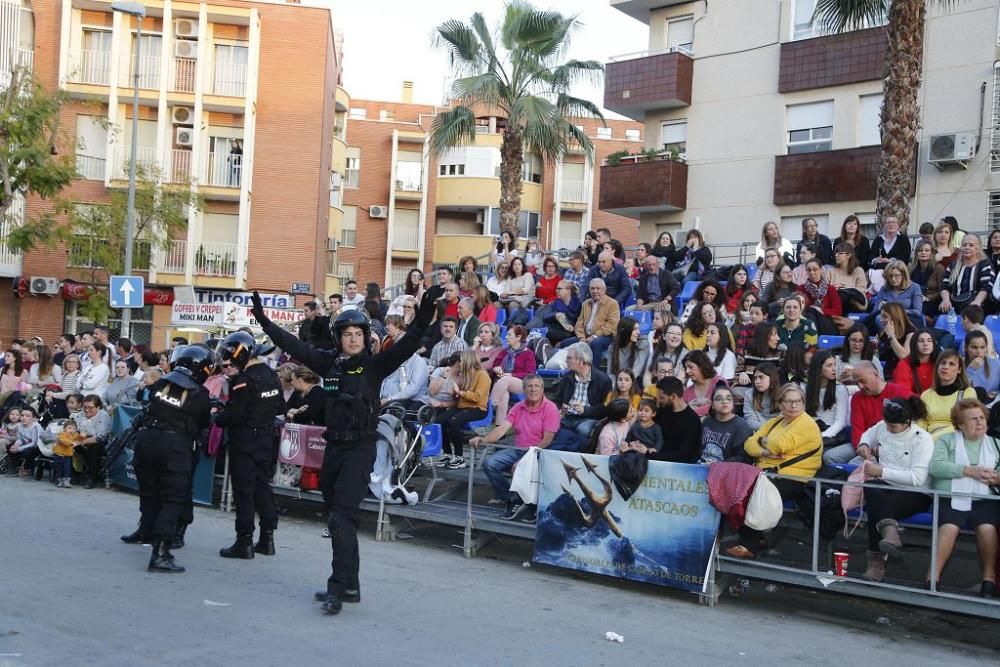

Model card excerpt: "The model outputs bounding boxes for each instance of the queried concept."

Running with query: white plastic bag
[544,348,569,370]
[744,473,782,531]
[509,447,540,505]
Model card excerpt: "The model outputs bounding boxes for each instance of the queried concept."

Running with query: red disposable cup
[833,551,849,577]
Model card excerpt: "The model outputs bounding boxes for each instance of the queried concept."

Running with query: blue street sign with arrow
[109,275,144,309]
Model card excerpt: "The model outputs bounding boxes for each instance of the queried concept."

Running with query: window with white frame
[666,15,694,54]
[779,214,829,241]
[349,107,367,120]
[379,109,394,121]
[340,205,357,247]
[988,192,1000,230]
[625,128,641,141]
[854,212,878,239]
[787,101,833,154]
[518,211,541,239]
[439,163,465,176]
[792,0,884,40]
[521,154,542,184]
[597,127,612,139]
[338,262,355,280]
[859,94,883,147]
[660,120,687,155]
[75,115,107,180]
[345,155,360,188]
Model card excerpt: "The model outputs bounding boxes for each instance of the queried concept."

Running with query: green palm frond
[429,106,478,156]
[449,73,506,111]
[813,0,888,33]
[434,19,483,73]
[545,60,604,91]
[555,94,603,122]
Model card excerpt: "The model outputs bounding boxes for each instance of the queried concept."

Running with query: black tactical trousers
[320,439,376,597]
[229,431,277,535]
[134,429,193,541]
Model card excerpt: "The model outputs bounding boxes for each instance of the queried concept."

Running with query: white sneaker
[434,455,454,468]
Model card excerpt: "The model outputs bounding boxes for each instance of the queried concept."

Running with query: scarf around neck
[803,276,829,303]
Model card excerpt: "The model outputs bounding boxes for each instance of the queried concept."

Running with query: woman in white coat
[77,342,111,402]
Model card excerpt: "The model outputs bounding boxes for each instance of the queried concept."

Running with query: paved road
[0,478,995,667]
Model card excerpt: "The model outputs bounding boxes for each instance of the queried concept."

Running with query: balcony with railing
[119,54,160,89]
[0,207,24,278]
[0,48,34,89]
[212,61,246,97]
[559,179,587,209]
[167,150,192,184]
[773,146,885,206]
[394,161,423,200]
[599,153,687,218]
[779,28,888,94]
[67,49,112,85]
[160,240,239,277]
[113,145,158,179]
[604,47,693,120]
[76,153,107,180]
[205,151,242,188]
[392,226,420,252]
[173,58,196,93]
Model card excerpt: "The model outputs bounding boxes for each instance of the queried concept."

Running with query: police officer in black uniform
[130,345,213,573]
[250,287,436,615]
[215,331,284,559]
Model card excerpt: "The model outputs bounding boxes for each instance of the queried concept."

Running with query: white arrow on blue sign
[109,275,145,309]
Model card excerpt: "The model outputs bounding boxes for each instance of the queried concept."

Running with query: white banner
[171,302,303,328]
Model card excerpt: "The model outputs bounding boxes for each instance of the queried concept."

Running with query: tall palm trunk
[876,0,925,231]
[499,127,525,238]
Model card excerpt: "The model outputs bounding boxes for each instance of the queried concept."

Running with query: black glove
[414,290,438,329]
[250,290,268,324]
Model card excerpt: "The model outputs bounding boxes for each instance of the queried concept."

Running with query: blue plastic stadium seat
[818,335,844,350]
[495,309,506,326]
[746,264,757,282]
[420,424,443,457]
[463,403,494,432]
[498,326,508,343]
[676,280,701,313]
[902,512,933,527]
[934,313,964,343]
[537,368,569,379]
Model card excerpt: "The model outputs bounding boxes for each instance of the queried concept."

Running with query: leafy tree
[8,163,197,323]
[814,0,963,230]
[431,1,604,239]
[0,66,76,222]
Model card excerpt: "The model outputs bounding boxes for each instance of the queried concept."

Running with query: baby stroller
[372,403,438,505]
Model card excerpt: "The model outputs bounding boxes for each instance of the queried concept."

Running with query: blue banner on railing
[107,405,215,506]
[532,451,719,593]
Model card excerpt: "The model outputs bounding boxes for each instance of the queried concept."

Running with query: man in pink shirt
[471,374,559,523]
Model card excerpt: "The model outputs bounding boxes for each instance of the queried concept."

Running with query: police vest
[240,364,284,428]
[146,379,209,440]
[322,354,379,442]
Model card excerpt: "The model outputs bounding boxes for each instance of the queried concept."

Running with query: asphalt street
[0,477,996,667]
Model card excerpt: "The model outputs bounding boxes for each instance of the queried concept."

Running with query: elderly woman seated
[928,398,1000,598]
[75,394,112,489]
[725,383,822,559]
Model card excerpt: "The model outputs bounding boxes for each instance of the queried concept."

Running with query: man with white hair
[546,342,612,450]
[557,278,619,367]
[456,297,481,347]
[586,251,632,308]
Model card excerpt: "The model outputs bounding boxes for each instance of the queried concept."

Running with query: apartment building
[0,0,342,345]
[332,85,646,291]
[600,0,1000,246]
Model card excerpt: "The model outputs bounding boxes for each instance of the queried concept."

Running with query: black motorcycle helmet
[218,331,256,370]
[169,345,215,384]
[331,308,371,353]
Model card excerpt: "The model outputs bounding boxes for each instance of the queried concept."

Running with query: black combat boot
[219,533,255,559]
[148,541,186,573]
[254,529,275,556]
[121,527,151,544]
[172,522,189,549]
[321,593,343,615]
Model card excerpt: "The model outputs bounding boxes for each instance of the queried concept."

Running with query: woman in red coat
[797,258,842,335]
[891,329,938,393]
[487,325,537,425]
[534,256,562,306]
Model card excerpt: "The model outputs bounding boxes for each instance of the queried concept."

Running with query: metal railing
[119,54,160,89]
[607,45,693,62]
[212,61,246,97]
[395,161,422,192]
[75,154,106,180]
[0,200,25,274]
[114,145,158,178]
[68,49,111,85]
[173,58,196,92]
[392,226,420,251]
[205,151,242,187]
[160,240,239,277]
[559,179,586,203]
[169,149,192,184]
[160,240,186,274]
[0,48,33,89]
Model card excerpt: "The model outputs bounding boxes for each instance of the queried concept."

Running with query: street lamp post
[111,1,146,339]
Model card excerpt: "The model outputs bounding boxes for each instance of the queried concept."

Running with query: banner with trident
[532,450,720,593]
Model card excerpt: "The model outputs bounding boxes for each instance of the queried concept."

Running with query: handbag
[757,419,820,472]
[744,473,783,530]
[841,462,869,537]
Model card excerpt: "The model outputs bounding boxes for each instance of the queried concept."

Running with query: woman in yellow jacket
[919,350,977,438]
[726,383,822,559]
[434,350,491,471]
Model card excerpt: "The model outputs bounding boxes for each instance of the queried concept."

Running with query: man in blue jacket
[586,251,632,309]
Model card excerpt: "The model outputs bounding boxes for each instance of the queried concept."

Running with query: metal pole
[120,15,141,339]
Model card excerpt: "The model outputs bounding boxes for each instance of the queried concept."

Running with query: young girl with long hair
[963,329,1000,400]
[743,362,781,429]
[705,323,737,382]
[806,350,850,446]
[606,369,642,420]
[609,317,651,384]
[891,328,938,394]
[433,350,490,470]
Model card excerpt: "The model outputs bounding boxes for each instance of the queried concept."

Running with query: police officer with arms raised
[215,331,284,559]
[250,287,436,615]
[129,345,213,573]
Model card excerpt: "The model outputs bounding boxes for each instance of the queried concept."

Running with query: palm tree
[814,0,961,231]
[431,1,604,239]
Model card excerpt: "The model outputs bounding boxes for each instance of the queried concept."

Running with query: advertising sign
[195,289,294,309]
[278,423,328,468]
[532,451,720,593]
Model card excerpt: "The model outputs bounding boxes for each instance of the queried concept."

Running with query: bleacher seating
[624,308,653,335]
[676,280,700,313]
[818,335,844,350]
[934,312,964,345]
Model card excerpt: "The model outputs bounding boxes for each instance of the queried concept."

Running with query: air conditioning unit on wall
[928,131,976,169]
[174,40,197,59]
[171,106,194,125]
[29,276,59,295]
[175,18,198,39]
[369,205,388,219]
[175,126,195,147]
